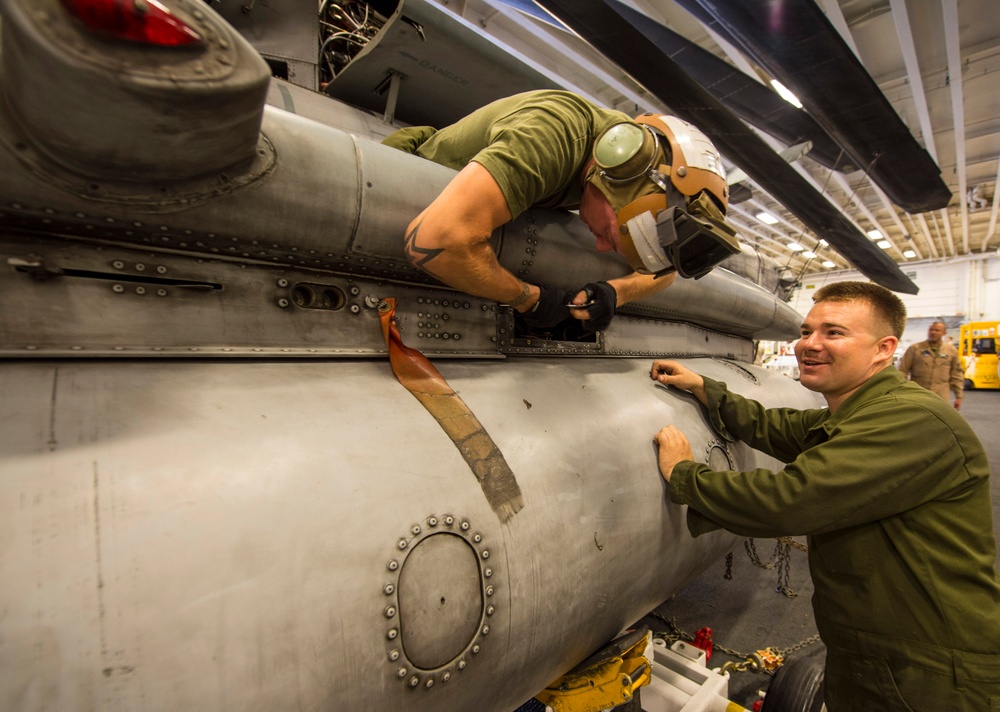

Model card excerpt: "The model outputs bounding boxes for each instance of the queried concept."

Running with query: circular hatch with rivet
[706,439,734,471]
[398,532,482,668]
[382,514,496,690]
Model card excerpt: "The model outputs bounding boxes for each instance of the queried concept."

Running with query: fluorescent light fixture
[877,240,891,249]
[770,79,803,108]
[787,242,804,252]
[819,239,829,247]
[802,250,817,259]
[866,229,883,240]
[756,212,779,225]
[903,249,917,258]
[822,260,836,268]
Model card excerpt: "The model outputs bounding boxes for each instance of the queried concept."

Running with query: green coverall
[669,367,1000,711]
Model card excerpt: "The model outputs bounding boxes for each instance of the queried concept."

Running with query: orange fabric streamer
[379,298,523,523]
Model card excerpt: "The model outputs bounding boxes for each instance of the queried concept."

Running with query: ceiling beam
[737,196,845,269]
[531,0,918,292]
[672,0,950,213]
[746,198,811,242]
[817,0,861,57]
[864,181,925,261]
[726,211,806,261]
[917,213,943,259]
[904,212,937,259]
[478,0,669,112]
[825,171,901,254]
[888,0,939,161]
[821,0,938,271]
[981,157,1000,251]
[929,210,952,258]
[939,208,958,258]
[942,0,970,253]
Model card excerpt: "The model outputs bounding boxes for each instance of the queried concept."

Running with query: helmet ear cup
[594,123,645,171]
[592,123,660,183]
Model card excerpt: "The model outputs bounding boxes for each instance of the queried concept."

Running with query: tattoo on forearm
[509,283,532,308]
[404,220,444,274]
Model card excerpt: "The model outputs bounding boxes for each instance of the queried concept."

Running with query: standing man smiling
[651,281,1000,711]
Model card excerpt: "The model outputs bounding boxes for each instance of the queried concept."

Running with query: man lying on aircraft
[383,89,740,332]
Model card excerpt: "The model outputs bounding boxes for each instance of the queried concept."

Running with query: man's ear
[876,335,899,363]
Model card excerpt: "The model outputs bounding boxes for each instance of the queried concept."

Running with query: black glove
[519,283,571,328]
[572,281,617,333]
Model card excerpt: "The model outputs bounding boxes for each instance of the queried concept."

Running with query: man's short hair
[812,281,906,339]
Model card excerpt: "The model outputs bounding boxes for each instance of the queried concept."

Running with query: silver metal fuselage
[1,357,818,710]
[0,1,822,709]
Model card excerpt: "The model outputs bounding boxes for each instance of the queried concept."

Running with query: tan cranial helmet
[586,114,740,279]
[636,113,729,209]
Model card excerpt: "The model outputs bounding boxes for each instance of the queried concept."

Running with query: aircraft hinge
[8,257,221,291]
[7,257,63,280]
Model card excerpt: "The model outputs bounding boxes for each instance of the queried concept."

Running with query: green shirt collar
[819,366,904,433]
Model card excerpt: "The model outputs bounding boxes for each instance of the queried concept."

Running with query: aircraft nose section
[1,0,270,182]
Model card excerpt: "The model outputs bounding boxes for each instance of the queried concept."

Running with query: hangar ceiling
[427,0,1000,285]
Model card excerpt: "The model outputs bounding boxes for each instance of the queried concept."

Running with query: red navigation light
[60,0,204,47]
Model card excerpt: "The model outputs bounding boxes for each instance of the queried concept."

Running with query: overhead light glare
[756,211,779,225]
[770,79,803,108]
[903,249,917,258]
[822,260,836,268]
[802,250,817,259]
[866,229,883,240]
[819,239,829,247]
[787,242,804,252]
[877,240,891,249]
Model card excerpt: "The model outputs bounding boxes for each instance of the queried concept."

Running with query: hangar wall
[789,254,1000,321]
[787,255,1000,351]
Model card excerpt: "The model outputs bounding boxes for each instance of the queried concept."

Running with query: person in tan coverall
[898,320,965,410]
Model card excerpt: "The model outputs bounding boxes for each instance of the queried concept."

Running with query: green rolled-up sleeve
[382,126,438,153]
[668,462,725,537]
[702,377,825,462]
[669,389,982,540]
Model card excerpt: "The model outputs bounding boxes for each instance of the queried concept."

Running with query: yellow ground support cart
[959,321,999,390]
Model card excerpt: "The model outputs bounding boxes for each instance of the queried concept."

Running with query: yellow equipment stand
[535,627,653,712]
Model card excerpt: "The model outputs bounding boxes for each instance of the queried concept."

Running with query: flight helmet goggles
[586,114,740,279]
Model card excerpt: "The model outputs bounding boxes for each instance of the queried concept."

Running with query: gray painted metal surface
[0,357,821,711]
[0,1,824,709]
[0,105,801,351]
[214,0,320,89]
[0,0,801,347]
[321,0,561,128]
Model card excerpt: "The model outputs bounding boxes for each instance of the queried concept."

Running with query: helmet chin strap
[624,210,674,274]
[617,179,685,275]
[616,169,687,234]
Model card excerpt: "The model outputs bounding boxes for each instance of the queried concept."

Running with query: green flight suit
[669,367,1000,711]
